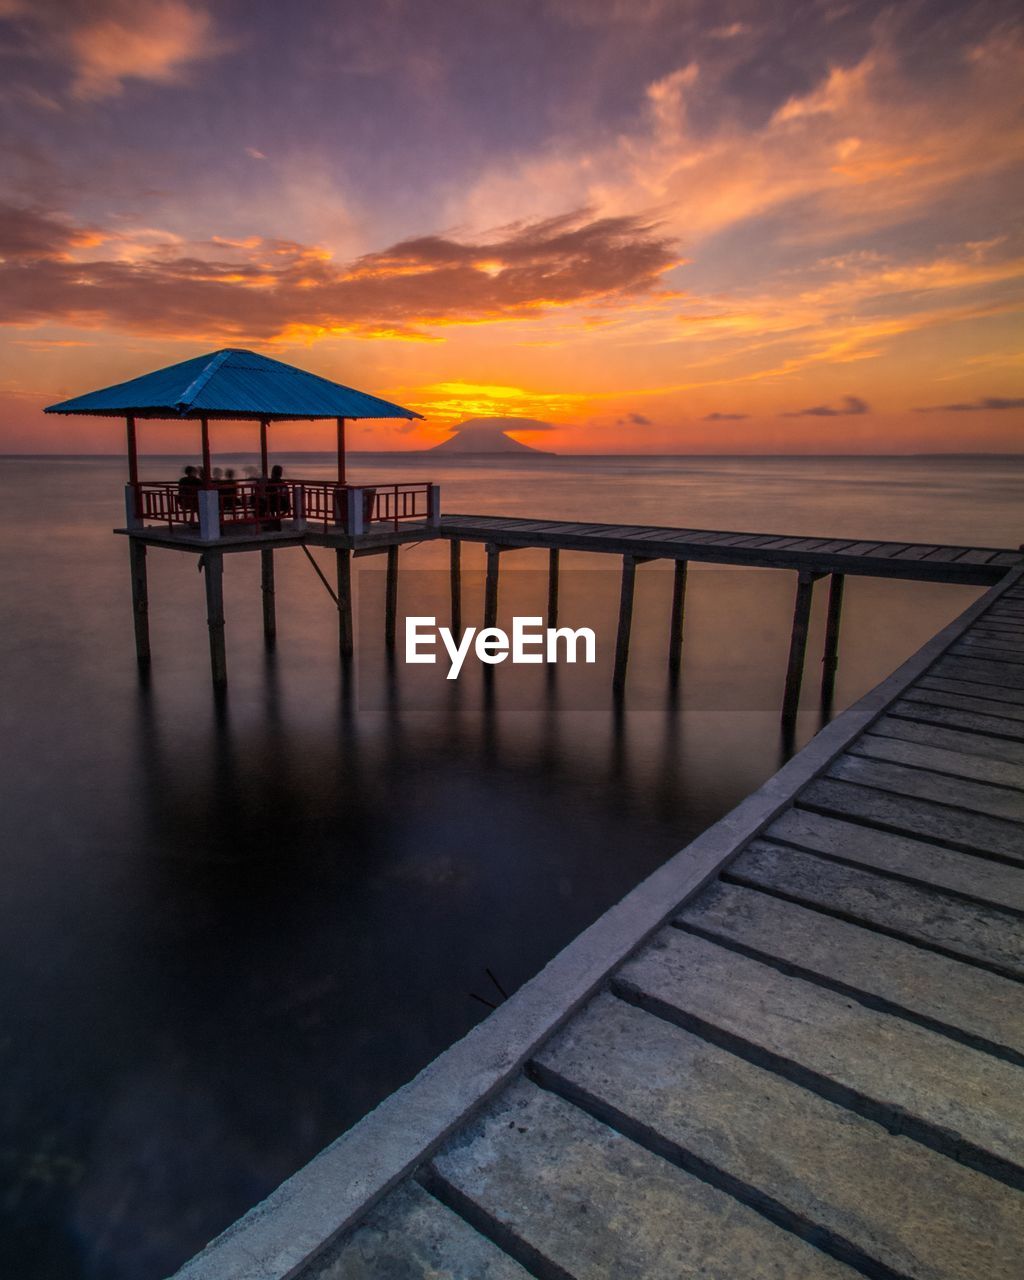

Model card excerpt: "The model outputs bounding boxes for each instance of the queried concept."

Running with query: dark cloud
[615,412,652,426]
[915,397,1024,413]
[703,411,749,421]
[0,203,678,340]
[781,395,870,418]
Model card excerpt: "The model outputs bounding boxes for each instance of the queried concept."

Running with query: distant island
[429,417,556,456]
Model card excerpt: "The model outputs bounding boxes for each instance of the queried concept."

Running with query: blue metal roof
[44,348,423,420]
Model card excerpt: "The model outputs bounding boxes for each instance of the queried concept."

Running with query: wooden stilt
[668,559,688,678]
[260,548,276,646]
[821,572,845,704]
[203,551,227,686]
[782,571,816,721]
[450,539,462,634]
[547,547,560,629]
[336,548,353,658]
[613,554,637,693]
[484,544,500,629]
[128,538,150,666]
[385,544,399,648]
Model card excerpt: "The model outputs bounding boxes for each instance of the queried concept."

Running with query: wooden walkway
[175,569,1024,1279]
[440,514,1022,584]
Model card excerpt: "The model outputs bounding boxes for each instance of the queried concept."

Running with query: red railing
[132,479,433,533]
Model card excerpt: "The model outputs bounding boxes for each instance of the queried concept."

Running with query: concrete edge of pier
[171,564,1024,1280]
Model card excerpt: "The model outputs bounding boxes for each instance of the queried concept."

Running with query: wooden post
[336,547,353,657]
[385,544,399,648]
[126,415,139,487]
[668,559,688,678]
[128,538,150,666]
[821,572,845,704]
[203,551,227,686]
[782,571,816,722]
[200,416,211,483]
[613,554,637,693]
[337,417,347,485]
[259,418,269,479]
[484,544,500,629]
[260,548,276,646]
[450,539,462,634]
[547,547,560,628]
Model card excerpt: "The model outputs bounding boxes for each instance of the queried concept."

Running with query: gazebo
[44,349,437,684]
[45,347,430,538]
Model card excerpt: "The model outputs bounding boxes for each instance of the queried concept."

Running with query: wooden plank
[313,1180,530,1278]
[535,994,1024,1280]
[680,881,1024,1058]
[923,547,967,562]
[991,551,1024,566]
[833,541,884,556]
[955,549,999,565]
[615,930,1024,1178]
[765,808,1024,912]
[827,754,1024,822]
[429,1080,858,1280]
[850,735,1024,790]
[727,841,1024,979]
[809,540,857,554]
[934,656,1024,689]
[869,714,1024,765]
[916,675,1024,709]
[798,777,1024,864]
[864,543,912,558]
[950,642,1024,665]
[890,694,1024,738]
[892,544,942,561]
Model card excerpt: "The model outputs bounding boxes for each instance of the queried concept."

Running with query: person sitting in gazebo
[177,465,201,523]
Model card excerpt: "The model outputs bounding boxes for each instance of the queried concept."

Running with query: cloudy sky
[1,0,1022,452]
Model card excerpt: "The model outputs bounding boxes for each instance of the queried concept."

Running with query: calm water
[0,453,1020,1278]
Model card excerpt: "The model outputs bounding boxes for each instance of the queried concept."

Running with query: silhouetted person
[265,463,290,528]
[178,465,201,523]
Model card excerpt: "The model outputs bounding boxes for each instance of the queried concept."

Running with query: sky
[0,0,1022,454]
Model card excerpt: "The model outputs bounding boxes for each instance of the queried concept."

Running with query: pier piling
[782,570,817,721]
[821,572,845,704]
[385,545,399,648]
[613,554,638,693]
[484,545,500,629]
[336,549,353,658]
[260,548,276,646]
[548,548,560,629]
[202,551,227,686]
[668,559,688,678]
[128,539,150,666]
[450,540,462,634]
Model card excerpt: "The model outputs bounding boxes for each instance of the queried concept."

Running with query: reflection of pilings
[484,544,500,629]
[385,545,399,649]
[613,554,638,693]
[336,548,353,658]
[128,538,150,666]
[202,551,227,686]
[782,571,817,722]
[260,548,276,646]
[821,572,845,706]
[668,559,687,679]
[547,548,560,628]
[450,539,462,634]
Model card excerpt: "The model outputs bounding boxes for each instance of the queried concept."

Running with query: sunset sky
[1,0,1022,453]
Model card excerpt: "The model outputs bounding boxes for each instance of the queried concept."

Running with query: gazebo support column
[203,551,227,686]
[385,545,399,648]
[126,415,139,488]
[259,419,269,479]
[261,549,276,646]
[128,538,150,666]
[336,548,353,658]
[200,417,212,482]
[337,417,347,486]
[450,539,462,634]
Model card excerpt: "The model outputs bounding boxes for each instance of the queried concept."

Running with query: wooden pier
[174,565,1024,1280]
[122,507,1020,722]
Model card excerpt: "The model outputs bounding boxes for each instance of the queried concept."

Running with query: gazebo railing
[130,479,437,535]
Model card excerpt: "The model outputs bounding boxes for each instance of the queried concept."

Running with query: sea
[1,452,1021,1278]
